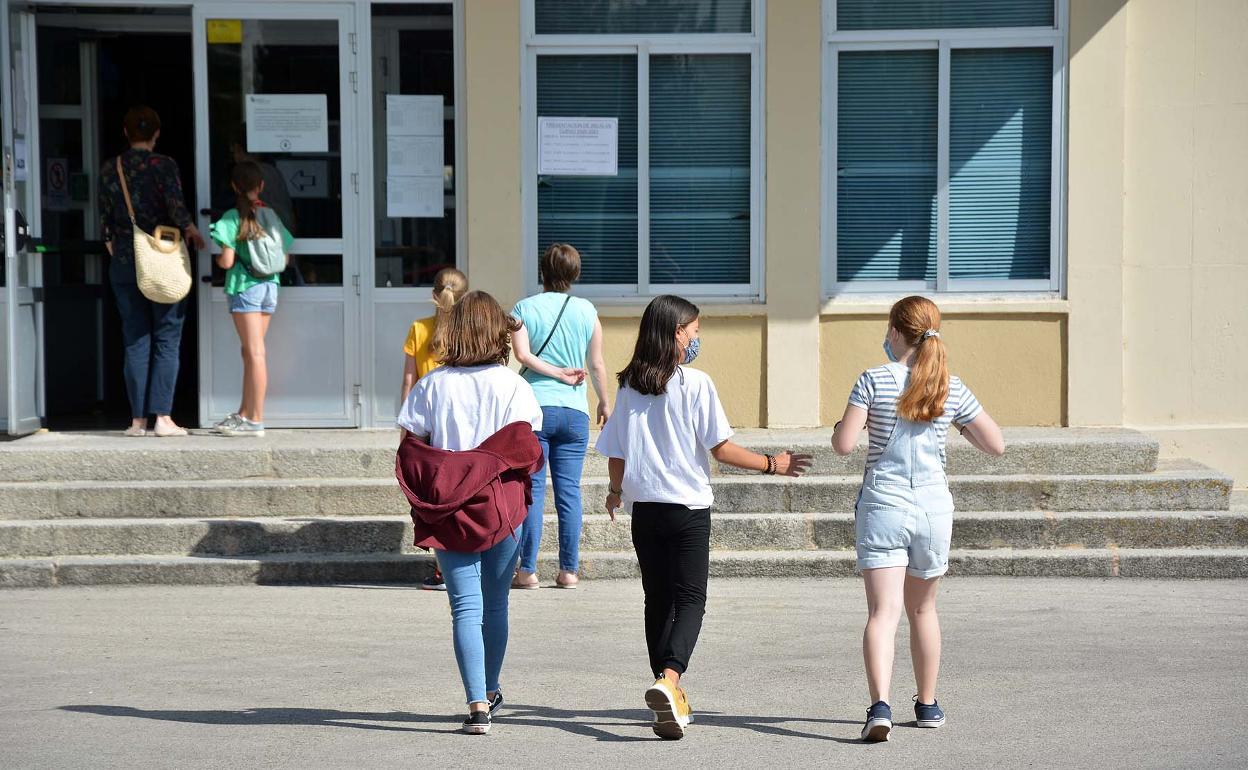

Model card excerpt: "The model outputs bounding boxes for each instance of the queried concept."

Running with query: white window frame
[521,0,765,302]
[821,0,1068,296]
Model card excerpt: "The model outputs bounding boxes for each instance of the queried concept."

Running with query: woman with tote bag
[99,106,205,437]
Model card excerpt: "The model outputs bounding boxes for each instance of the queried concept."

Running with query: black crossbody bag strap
[519,294,573,377]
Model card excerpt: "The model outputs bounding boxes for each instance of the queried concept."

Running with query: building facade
[0,0,1244,484]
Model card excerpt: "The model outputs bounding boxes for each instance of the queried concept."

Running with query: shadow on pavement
[61,703,864,743]
[59,706,457,735]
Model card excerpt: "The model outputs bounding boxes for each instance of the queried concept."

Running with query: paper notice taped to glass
[387,135,442,178]
[538,117,618,176]
[387,176,443,218]
[246,94,329,153]
[385,94,445,218]
[387,95,443,137]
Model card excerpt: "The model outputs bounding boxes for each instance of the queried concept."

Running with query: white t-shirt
[595,366,734,511]
[396,364,543,451]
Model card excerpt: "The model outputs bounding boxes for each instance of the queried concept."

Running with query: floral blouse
[99,148,194,283]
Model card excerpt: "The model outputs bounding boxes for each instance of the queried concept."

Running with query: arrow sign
[275,159,329,199]
[291,170,317,191]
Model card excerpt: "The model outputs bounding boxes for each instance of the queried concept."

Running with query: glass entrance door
[2,3,44,435]
[192,3,360,427]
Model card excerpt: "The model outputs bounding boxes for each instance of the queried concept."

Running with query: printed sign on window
[538,117,618,176]
[245,95,329,153]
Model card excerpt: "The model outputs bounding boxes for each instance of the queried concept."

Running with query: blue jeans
[436,530,522,705]
[519,406,589,573]
[110,278,186,418]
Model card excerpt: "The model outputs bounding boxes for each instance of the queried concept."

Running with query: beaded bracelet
[763,454,776,475]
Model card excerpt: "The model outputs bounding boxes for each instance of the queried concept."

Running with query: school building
[0,0,1243,485]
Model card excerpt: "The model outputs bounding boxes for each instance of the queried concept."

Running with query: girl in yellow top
[400,267,469,401]
[400,266,468,591]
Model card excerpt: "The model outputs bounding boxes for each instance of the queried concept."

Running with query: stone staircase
[0,428,1242,587]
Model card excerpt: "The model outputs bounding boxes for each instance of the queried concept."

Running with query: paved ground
[2,578,1246,769]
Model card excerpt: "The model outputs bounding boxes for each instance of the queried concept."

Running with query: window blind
[649,54,751,284]
[837,50,938,283]
[536,55,638,285]
[535,0,751,35]
[949,48,1052,281]
[837,0,1054,31]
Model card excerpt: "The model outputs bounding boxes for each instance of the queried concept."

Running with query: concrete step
[0,427,1160,482]
[5,547,1247,587]
[0,461,1228,520]
[3,510,1245,558]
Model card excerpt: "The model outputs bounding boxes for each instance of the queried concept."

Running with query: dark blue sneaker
[861,700,892,742]
[914,696,945,728]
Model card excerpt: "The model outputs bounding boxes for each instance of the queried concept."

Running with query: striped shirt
[848,365,983,470]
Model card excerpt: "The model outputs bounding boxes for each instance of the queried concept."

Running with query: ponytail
[430,267,468,324]
[230,162,265,241]
[432,285,456,315]
[890,296,950,423]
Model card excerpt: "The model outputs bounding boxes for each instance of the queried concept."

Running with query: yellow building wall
[1119,0,1248,485]
[820,316,1066,427]
[591,316,767,428]
[462,0,523,306]
[763,0,823,428]
[1067,0,1128,427]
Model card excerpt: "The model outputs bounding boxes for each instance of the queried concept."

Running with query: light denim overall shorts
[855,363,954,579]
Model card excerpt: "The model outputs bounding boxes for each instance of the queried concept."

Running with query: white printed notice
[246,94,329,153]
[386,95,444,218]
[538,117,618,176]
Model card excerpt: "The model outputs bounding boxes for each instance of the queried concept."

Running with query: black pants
[631,502,711,677]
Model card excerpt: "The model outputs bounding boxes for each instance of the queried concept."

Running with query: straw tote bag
[116,156,192,304]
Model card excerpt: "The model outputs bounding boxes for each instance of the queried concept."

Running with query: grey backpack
[242,207,289,279]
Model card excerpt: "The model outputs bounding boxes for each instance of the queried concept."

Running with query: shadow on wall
[1070,0,1130,59]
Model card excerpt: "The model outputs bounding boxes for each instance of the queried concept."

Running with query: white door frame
[358,0,465,428]
[192,2,362,427]
[2,2,46,435]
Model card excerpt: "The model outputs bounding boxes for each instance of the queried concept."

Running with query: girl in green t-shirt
[208,162,293,437]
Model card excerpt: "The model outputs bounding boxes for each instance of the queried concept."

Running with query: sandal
[122,426,147,437]
[554,571,579,590]
[511,570,539,590]
[153,423,189,438]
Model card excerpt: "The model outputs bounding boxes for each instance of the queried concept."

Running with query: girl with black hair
[595,295,811,740]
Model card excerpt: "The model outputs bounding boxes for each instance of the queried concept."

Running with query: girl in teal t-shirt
[207,161,293,437]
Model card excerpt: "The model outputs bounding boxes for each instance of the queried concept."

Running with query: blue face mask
[682,336,701,365]
[883,335,899,363]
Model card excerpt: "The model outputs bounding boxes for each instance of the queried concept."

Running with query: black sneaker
[914,696,945,728]
[421,570,446,591]
[462,710,490,735]
[488,687,504,717]
[861,701,892,742]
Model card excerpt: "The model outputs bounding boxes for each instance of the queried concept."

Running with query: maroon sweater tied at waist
[395,421,545,553]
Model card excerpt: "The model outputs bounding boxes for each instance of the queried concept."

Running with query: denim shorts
[228,281,278,314]
[855,480,954,579]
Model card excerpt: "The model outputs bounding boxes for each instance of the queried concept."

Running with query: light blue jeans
[518,406,590,573]
[436,529,522,705]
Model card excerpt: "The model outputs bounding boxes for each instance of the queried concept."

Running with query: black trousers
[631,502,711,677]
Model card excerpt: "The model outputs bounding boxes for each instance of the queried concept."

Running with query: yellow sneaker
[677,687,693,724]
[645,676,689,740]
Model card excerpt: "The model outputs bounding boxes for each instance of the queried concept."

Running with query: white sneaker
[212,413,241,433]
[218,418,265,437]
